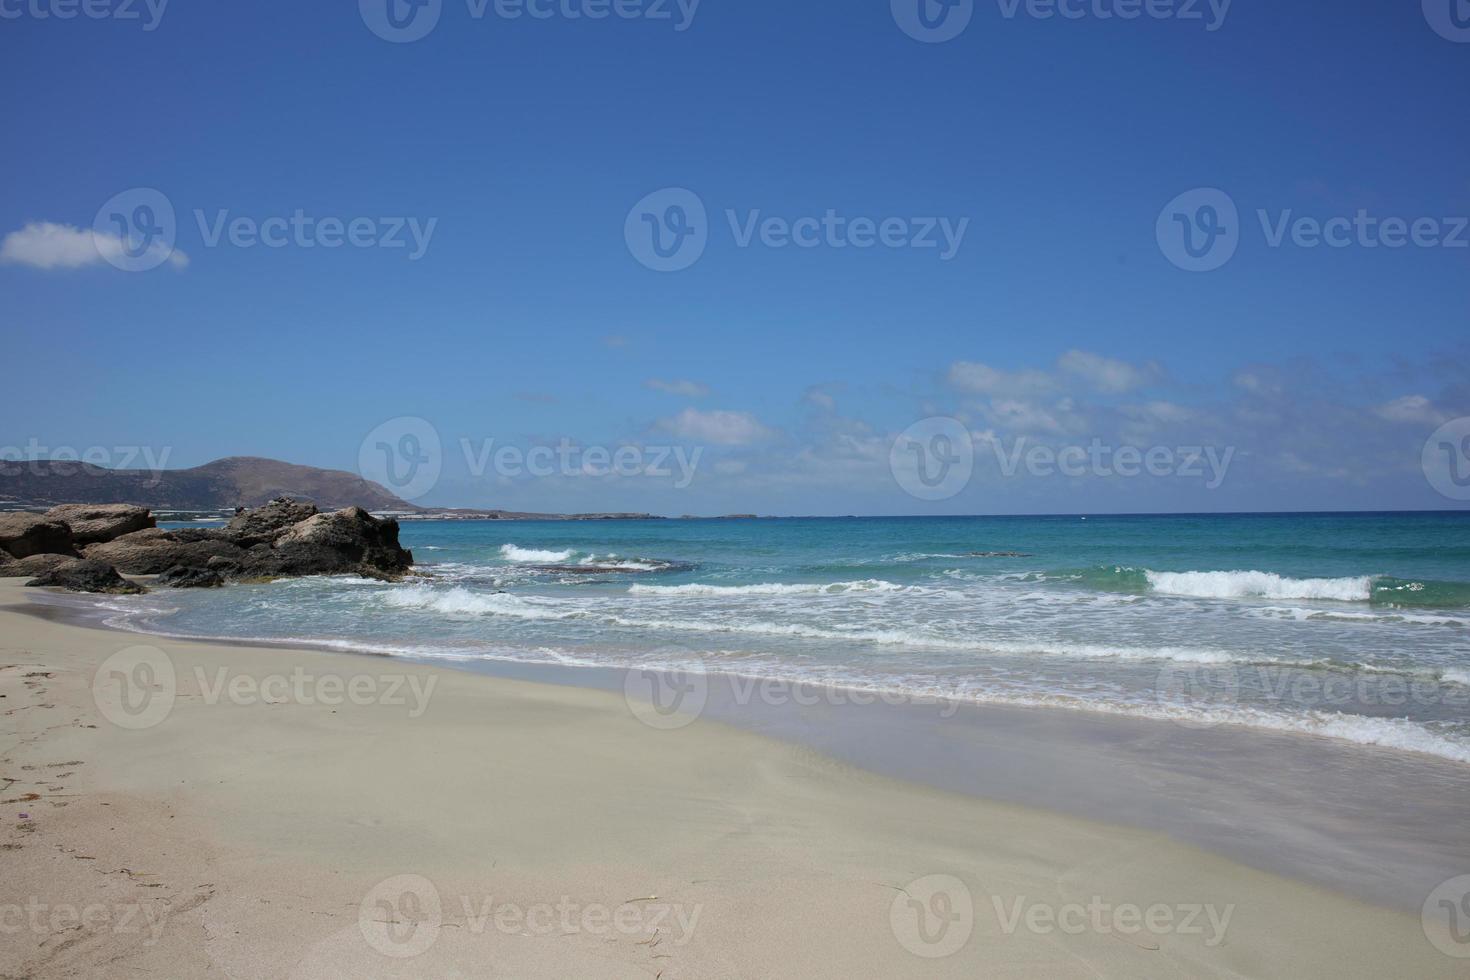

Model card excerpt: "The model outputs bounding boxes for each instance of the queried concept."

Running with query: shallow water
[97,512,1470,762]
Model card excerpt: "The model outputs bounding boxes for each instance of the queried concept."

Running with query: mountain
[0,456,420,513]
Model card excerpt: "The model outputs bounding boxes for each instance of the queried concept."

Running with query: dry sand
[0,581,1461,978]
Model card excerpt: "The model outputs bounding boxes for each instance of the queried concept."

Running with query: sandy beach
[1,579,1463,978]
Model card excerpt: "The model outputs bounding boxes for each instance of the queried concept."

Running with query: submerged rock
[158,564,225,589]
[26,559,147,595]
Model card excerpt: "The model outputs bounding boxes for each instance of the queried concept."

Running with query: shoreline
[18,581,1470,915]
[3,580,1468,977]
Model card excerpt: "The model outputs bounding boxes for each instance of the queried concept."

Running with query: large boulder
[247,506,413,580]
[0,553,83,578]
[0,513,76,559]
[26,559,147,595]
[222,498,320,547]
[44,504,154,545]
[85,527,249,575]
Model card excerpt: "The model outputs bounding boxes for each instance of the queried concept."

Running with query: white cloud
[1373,394,1446,425]
[645,378,710,398]
[658,408,776,445]
[947,361,1054,398]
[948,350,1157,399]
[0,221,188,270]
[1057,349,1159,394]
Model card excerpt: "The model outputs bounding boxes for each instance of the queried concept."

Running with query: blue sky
[2,0,1468,515]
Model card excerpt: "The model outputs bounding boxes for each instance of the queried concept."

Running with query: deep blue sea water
[96,512,1470,762]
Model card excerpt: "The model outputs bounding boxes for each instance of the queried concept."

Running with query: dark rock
[205,555,244,576]
[85,528,249,575]
[222,497,319,547]
[20,498,413,583]
[245,506,413,580]
[0,553,83,578]
[0,513,76,559]
[157,565,225,589]
[43,504,154,545]
[26,559,146,595]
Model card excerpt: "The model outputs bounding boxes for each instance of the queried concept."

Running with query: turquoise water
[101,512,1470,762]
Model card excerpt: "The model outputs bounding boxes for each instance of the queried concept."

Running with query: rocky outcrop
[0,553,83,578]
[0,513,76,559]
[222,498,320,547]
[19,497,413,593]
[158,565,225,588]
[85,528,249,575]
[25,559,147,595]
[243,506,414,580]
[43,504,154,545]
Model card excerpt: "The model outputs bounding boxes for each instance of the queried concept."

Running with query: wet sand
[3,581,1466,977]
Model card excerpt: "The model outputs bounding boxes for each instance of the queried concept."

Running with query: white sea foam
[1146,570,1375,602]
[628,579,903,597]
[499,545,575,563]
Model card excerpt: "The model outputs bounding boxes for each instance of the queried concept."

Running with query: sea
[87,512,1470,764]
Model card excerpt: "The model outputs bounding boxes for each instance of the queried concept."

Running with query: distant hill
[0,456,420,512]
